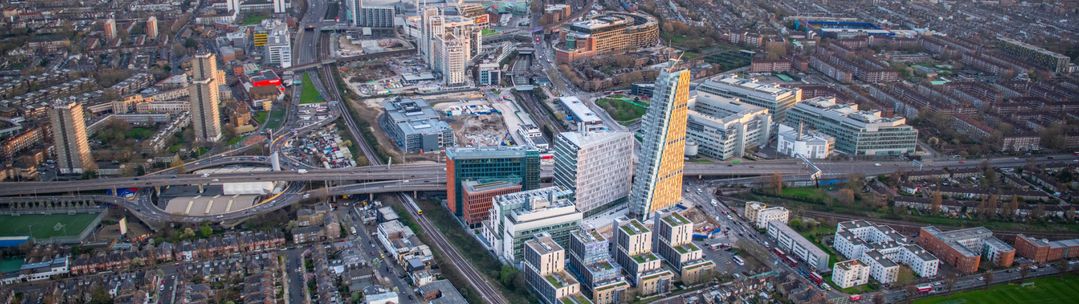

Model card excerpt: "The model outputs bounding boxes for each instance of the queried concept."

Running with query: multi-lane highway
[5,155,1073,196]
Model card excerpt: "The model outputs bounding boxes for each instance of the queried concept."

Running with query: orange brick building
[460,179,522,226]
[554,12,659,63]
[917,226,1015,274]
[1014,234,1079,264]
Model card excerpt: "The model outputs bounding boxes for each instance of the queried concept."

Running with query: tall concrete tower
[188,53,223,142]
[628,67,691,219]
[146,16,159,39]
[103,18,117,40]
[48,99,95,175]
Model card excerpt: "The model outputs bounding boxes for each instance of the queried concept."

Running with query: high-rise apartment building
[103,18,118,41]
[785,97,917,156]
[445,146,540,219]
[697,75,802,122]
[653,211,715,285]
[188,53,223,142]
[612,218,673,297]
[686,92,772,160]
[567,229,629,304]
[629,67,690,219]
[996,37,1072,74]
[146,16,159,39]
[553,131,634,216]
[523,234,590,304]
[437,33,469,86]
[49,99,94,175]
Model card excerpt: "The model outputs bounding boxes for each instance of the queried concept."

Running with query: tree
[986,195,999,218]
[1005,196,1020,219]
[1019,263,1031,281]
[90,286,112,304]
[982,271,994,289]
[944,272,958,293]
[198,223,213,238]
[1032,204,1046,220]
[767,172,784,195]
[931,189,943,215]
[171,156,186,174]
[872,294,885,304]
[838,189,855,206]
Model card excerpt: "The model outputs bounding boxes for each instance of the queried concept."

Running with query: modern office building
[612,218,674,297]
[786,97,917,156]
[477,62,501,86]
[260,19,292,68]
[345,0,395,28]
[917,226,1015,274]
[686,92,771,160]
[188,53,223,142]
[460,179,522,226]
[629,67,690,219]
[1013,234,1079,264]
[833,220,939,284]
[767,221,830,271]
[996,36,1072,74]
[776,123,834,159]
[146,16,159,39]
[482,187,582,265]
[832,260,870,289]
[523,234,591,304]
[553,131,634,216]
[48,99,94,175]
[697,75,802,122]
[554,12,659,63]
[567,229,629,304]
[445,146,540,218]
[653,211,715,285]
[103,18,117,41]
[380,98,454,153]
[744,202,789,229]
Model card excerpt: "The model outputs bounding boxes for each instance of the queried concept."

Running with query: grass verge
[596,97,647,124]
[300,74,325,104]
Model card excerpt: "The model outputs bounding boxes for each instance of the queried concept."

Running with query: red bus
[809,272,824,285]
[784,255,798,267]
[773,247,786,257]
[917,284,933,294]
[849,294,863,301]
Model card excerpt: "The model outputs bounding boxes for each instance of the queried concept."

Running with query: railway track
[314,32,509,304]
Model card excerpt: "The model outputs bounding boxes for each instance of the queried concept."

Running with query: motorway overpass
[2,155,1073,197]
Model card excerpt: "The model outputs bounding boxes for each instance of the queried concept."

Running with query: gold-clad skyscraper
[629,67,690,219]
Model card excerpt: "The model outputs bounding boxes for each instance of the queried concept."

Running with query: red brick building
[460,180,521,226]
[1014,234,1079,264]
[917,226,1015,274]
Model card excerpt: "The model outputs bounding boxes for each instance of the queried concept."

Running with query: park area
[595,95,648,124]
[0,212,100,240]
[300,74,325,104]
[915,274,1079,304]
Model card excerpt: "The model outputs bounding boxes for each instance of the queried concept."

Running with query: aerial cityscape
[0,0,1077,303]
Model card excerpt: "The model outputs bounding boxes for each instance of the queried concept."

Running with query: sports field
[0,213,100,239]
[915,274,1079,304]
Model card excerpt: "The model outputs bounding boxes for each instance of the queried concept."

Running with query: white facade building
[697,75,802,122]
[744,202,789,229]
[553,131,634,215]
[482,187,583,266]
[767,221,830,271]
[834,220,939,285]
[686,92,772,160]
[776,123,833,159]
[831,260,870,289]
